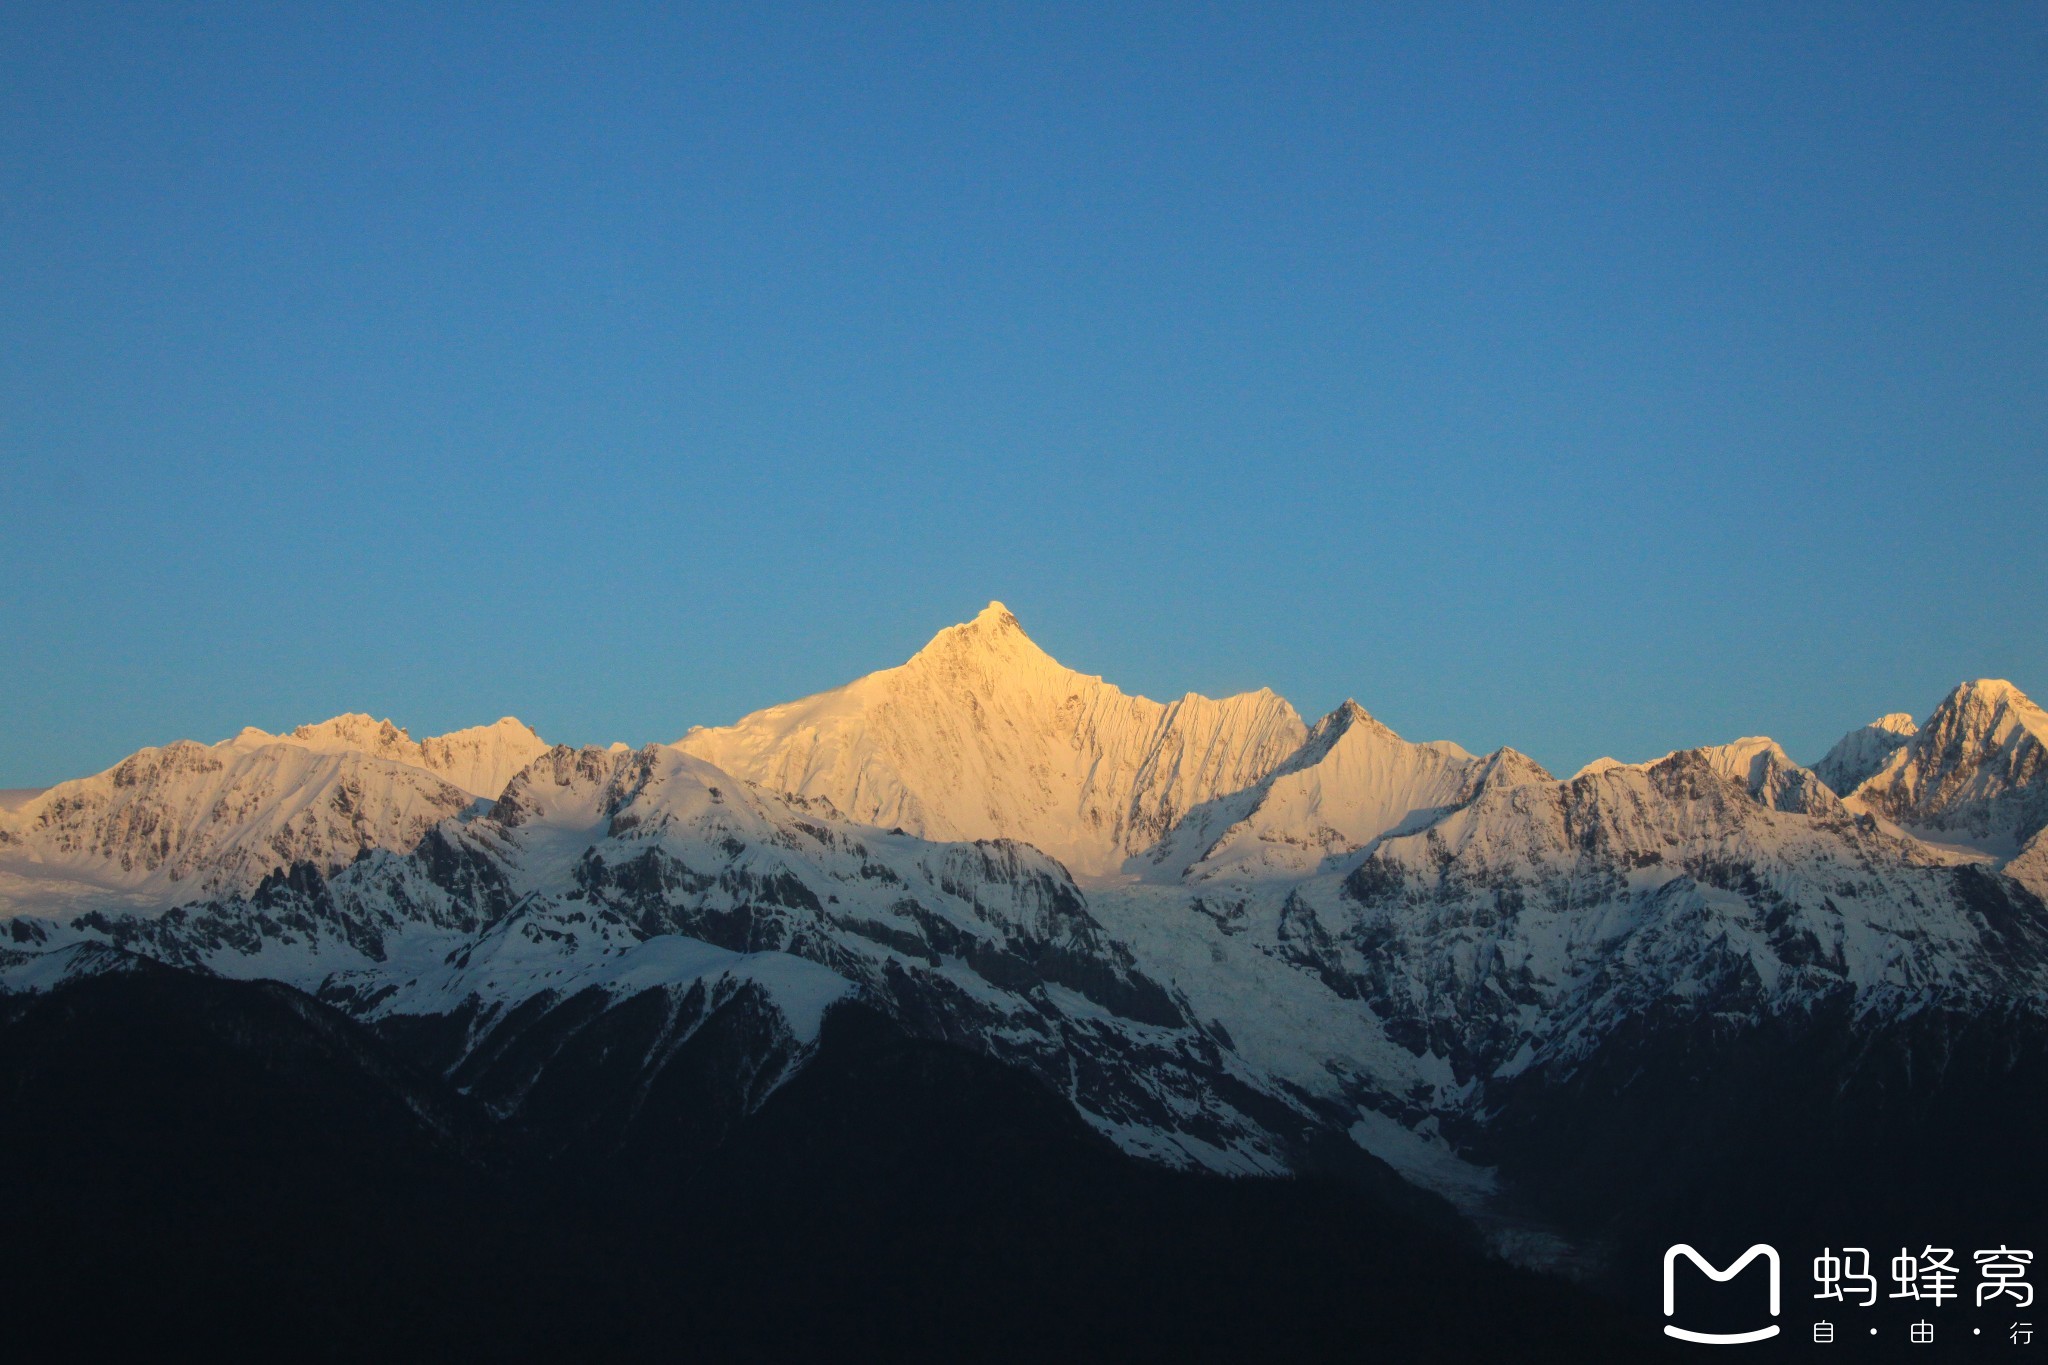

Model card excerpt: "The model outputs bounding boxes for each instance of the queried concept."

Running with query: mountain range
[5,602,2045,1353]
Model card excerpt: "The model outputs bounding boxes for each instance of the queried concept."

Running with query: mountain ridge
[4,603,2045,1283]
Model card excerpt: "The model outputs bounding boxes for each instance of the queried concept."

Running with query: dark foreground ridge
[0,967,1668,1362]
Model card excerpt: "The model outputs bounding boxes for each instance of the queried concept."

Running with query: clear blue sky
[3,2,2045,787]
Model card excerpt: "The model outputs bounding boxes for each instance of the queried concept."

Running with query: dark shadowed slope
[1,968,1668,1362]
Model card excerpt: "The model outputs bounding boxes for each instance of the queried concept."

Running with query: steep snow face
[0,737,475,915]
[1139,701,1549,883]
[1812,714,1918,795]
[251,713,549,800]
[1852,680,2048,854]
[674,603,1307,877]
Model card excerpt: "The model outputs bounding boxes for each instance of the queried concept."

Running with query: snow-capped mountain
[1085,731,2040,1190]
[1285,745,2025,1074]
[1812,712,1917,795]
[1138,700,1549,883]
[676,602,1307,877]
[259,713,549,799]
[0,714,547,917]
[4,606,2045,1269]
[1692,734,1841,814]
[9,741,1308,1172]
[0,737,475,914]
[1846,679,2048,855]
[1550,736,1836,815]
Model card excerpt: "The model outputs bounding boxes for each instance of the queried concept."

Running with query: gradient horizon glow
[3,3,2045,788]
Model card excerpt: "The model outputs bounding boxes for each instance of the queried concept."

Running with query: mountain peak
[1154,697,1490,883]
[1923,679,2048,749]
[676,605,1309,875]
[1814,713,1921,796]
[1319,699,1399,740]
[1481,746,1555,787]
[1686,736,1840,814]
[266,712,547,800]
[1851,677,2048,849]
[292,713,410,745]
[281,714,419,765]
[905,601,1061,679]
[1943,678,2041,717]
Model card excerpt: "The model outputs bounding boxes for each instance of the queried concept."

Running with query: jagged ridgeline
[5,604,2047,1344]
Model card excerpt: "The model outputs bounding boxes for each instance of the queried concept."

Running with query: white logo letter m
[1663,1244,1781,1345]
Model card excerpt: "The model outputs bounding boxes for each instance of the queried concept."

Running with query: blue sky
[3,2,2044,787]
